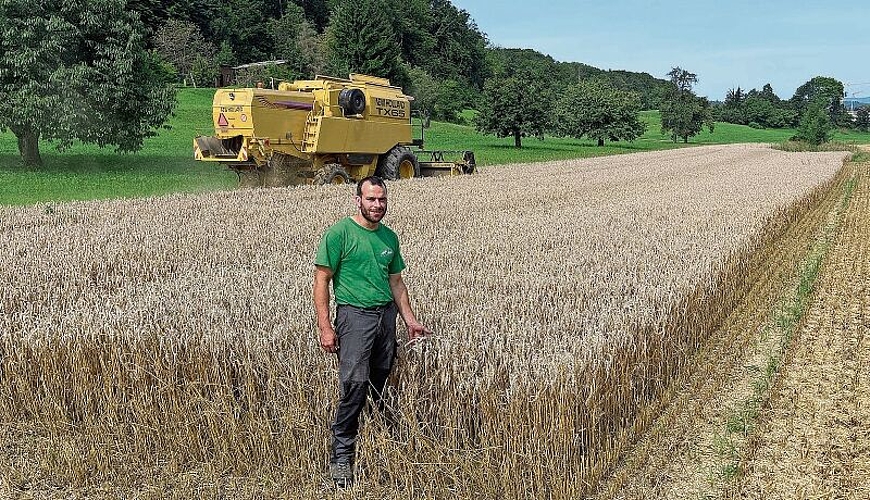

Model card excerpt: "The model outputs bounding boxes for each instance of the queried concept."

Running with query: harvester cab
[194,73,475,187]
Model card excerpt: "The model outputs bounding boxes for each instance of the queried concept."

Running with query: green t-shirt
[315,217,406,308]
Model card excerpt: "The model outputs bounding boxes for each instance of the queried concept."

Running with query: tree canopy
[153,19,217,87]
[475,71,550,148]
[718,83,796,128]
[552,80,646,146]
[796,99,833,145]
[0,0,176,166]
[856,107,870,133]
[790,76,850,127]
[1,0,741,166]
[325,0,407,87]
[486,48,669,111]
[717,76,859,134]
[268,5,325,80]
[122,0,669,114]
[660,67,714,143]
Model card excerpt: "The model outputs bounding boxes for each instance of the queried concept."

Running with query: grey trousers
[330,301,398,464]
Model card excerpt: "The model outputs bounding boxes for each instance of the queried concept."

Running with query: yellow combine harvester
[194,73,475,187]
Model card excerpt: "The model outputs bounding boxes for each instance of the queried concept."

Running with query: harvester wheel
[376,146,419,181]
[462,150,476,174]
[313,164,352,186]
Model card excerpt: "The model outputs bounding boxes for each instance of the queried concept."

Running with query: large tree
[427,0,488,88]
[790,76,849,127]
[269,4,326,79]
[475,71,550,148]
[154,19,217,87]
[718,86,747,125]
[552,80,646,146]
[660,67,713,143]
[389,0,436,70]
[0,0,176,166]
[290,0,331,31]
[406,66,438,125]
[209,0,275,63]
[325,0,407,87]
[796,99,833,145]
[758,83,781,103]
[725,86,746,108]
[856,107,870,132]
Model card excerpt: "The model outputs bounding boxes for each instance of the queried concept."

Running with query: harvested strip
[733,163,870,499]
[591,155,852,499]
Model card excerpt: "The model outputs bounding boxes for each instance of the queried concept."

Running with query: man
[313,176,431,488]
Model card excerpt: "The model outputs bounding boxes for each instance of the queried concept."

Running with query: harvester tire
[462,150,476,174]
[338,88,366,115]
[376,146,419,181]
[313,164,352,186]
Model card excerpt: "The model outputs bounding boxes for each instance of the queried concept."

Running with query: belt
[338,302,393,312]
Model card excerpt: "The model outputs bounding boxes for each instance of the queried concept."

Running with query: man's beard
[361,206,385,224]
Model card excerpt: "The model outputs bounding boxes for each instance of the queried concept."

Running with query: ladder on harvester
[301,101,322,153]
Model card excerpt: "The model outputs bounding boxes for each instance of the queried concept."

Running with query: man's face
[356,182,387,224]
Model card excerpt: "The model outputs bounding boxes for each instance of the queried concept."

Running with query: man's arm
[389,273,432,341]
[314,265,338,353]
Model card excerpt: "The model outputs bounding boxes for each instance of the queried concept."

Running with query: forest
[140,0,673,120]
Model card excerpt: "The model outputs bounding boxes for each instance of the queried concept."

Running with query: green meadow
[1,90,868,206]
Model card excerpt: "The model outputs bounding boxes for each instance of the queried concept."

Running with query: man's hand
[406,321,432,341]
[320,325,339,353]
[389,273,431,342]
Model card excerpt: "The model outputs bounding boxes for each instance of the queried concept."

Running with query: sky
[452,0,870,101]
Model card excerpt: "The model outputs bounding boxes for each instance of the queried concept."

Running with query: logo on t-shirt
[380,248,393,259]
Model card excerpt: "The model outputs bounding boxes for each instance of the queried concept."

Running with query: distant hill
[488,47,671,110]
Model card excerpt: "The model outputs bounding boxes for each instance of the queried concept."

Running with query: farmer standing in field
[314,175,431,488]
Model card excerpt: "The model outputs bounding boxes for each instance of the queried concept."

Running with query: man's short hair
[356,175,387,196]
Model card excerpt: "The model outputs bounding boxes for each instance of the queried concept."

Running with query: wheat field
[0,144,850,498]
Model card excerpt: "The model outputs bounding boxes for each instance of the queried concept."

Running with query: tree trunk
[597,138,605,147]
[514,131,522,148]
[683,136,689,143]
[16,129,43,167]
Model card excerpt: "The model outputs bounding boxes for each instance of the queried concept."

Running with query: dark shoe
[329,461,354,488]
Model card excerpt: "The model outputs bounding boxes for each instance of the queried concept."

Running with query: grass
[421,113,679,166]
[0,88,238,206]
[773,140,861,153]
[411,110,870,166]
[2,90,869,206]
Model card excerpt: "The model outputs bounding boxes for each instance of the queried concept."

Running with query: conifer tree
[325,0,407,86]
